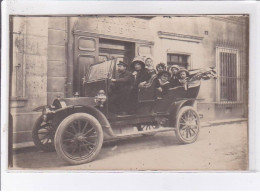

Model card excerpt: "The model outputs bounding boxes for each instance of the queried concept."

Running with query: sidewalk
[13,118,247,150]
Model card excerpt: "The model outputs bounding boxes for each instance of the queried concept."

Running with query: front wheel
[175,106,200,144]
[32,116,55,152]
[54,113,103,165]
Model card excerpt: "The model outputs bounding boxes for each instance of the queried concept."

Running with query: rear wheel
[175,106,200,144]
[32,116,55,152]
[54,113,103,165]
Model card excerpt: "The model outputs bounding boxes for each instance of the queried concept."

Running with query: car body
[32,58,212,165]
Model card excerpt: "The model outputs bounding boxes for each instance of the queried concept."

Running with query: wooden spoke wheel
[54,113,103,165]
[175,106,200,144]
[32,116,55,152]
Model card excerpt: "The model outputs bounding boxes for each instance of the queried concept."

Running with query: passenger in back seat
[156,71,171,98]
[169,65,181,88]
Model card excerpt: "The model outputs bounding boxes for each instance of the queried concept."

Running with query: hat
[117,61,128,67]
[170,65,180,71]
[156,63,166,70]
[158,71,171,78]
[178,68,189,76]
[144,56,153,62]
[131,56,146,69]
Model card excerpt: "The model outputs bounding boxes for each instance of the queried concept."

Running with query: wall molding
[209,16,248,25]
[158,31,203,43]
[73,30,154,45]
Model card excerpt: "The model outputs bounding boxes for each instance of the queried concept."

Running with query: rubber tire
[54,113,103,165]
[175,106,200,144]
[32,116,55,152]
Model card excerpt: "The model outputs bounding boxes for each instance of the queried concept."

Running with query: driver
[110,61,132,115]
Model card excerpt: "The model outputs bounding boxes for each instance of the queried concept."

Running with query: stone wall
[47,17,68,104]
[150,16,248,120]
[11,17,48,143]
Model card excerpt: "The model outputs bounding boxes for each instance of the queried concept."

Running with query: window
[216,47,241,103]
[167,53,190,69]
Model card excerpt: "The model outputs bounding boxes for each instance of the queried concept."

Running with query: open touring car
[32,58,216,165]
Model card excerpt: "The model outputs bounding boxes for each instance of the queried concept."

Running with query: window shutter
[135,43,153,57]
[12,33,25,98]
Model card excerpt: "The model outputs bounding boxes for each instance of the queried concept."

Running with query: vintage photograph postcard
[9,15,249,171]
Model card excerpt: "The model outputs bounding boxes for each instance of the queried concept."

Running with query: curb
[13,118,247,151]
[200,118,247,127]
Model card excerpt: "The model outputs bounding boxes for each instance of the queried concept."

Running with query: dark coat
[114,70,133,91]
[109,70,133,113]
[157,80,171,95]
[132,69,150,89]
[170,76,182,88]
[161,82,171,95]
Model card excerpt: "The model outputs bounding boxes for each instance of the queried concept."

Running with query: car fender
[168,99,196,127]
[51,105,115,137]
[33,105,46,112]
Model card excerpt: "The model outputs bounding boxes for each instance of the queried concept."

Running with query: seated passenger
[131,56,150,89]
[156,62,166,74]
[169,65,181,88]
[141,62,167,89]
[129,56,150,112]
[177,68,190,90]
[156,71,171,99]
[145,57,156,76]
[141,57,158,88]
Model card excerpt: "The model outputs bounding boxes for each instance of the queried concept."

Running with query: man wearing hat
[110,61,133,114]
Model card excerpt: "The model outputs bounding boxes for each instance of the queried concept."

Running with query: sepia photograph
[8,15,249,171]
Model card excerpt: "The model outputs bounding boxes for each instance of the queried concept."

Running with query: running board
[104,127,175,142]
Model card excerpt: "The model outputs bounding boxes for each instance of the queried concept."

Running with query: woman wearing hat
[169,65,181,88]
[129,56,150,112]
[156,62,166,74]
[131,56,150,89]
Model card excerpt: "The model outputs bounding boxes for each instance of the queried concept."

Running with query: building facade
[10,16,249,144]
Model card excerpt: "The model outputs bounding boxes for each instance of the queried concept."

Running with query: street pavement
[11,121,248,171]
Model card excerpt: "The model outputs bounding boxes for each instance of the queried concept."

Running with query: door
[99,39,135,71]
[74,37,135,96]
[74,35,99,96]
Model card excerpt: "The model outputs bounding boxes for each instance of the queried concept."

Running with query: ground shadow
[12,132,181,169]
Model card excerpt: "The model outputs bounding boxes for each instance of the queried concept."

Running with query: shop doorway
[98,38,135,70]
[74,36,135,95]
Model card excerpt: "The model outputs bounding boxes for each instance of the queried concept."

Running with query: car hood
[55,97,96,108]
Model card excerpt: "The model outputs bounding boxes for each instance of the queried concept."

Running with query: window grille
[216,47,241,103]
